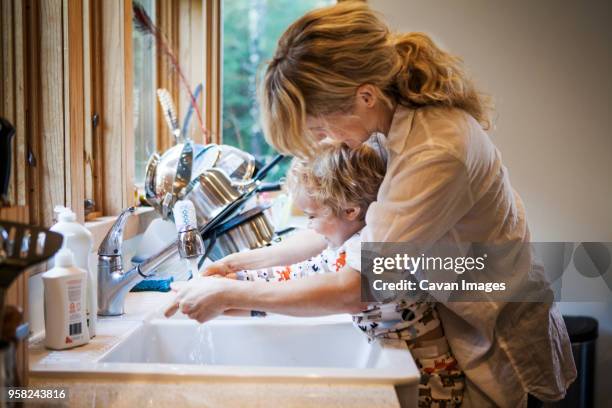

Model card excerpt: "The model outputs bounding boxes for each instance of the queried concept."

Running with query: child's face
[294,192,360,248]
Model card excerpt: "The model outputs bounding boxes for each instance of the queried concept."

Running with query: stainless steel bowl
[144,143,187,218]
[215,144,256,182]
[144,152,161,213]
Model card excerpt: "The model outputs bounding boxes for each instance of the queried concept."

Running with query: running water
[188,323,214,364]
[189,258,200,280]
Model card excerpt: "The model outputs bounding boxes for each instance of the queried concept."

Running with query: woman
[165,2,576,406]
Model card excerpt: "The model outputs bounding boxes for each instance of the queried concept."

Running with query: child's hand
[164,278,232,322]
[202,259,236,277]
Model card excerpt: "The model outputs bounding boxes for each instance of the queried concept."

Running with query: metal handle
[199,155,285,240]
[254,154,285,182]
[257,181,283,193]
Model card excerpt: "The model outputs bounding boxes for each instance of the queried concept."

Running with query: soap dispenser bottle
[42,248,90,350]
[50,206,96,337]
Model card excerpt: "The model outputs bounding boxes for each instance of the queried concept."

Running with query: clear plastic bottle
[50,206,96,337]
[42,249,90,350]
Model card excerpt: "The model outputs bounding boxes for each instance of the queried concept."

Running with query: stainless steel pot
[143,143,280,263]
[205,205,275,262]
[145,143,220,218]
[144,143,255,219]
[183,168,240,225]
[180,166,276,262]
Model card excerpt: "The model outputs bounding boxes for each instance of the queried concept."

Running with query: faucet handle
[98,207,135,256]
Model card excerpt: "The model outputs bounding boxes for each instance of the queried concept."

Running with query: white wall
[369,0,612,406]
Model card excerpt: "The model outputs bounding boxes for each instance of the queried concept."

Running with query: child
[207,143,464,407]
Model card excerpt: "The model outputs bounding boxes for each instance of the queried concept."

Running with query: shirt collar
[384,105,415,154]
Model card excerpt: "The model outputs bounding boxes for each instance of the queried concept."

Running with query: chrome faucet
[173,200,205,260]
[97,207,181,316]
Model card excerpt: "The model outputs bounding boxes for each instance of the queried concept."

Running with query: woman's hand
[163,265,364,322]
[164,278,234,323]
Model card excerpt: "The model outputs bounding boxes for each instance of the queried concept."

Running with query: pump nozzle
[53,205,77,223]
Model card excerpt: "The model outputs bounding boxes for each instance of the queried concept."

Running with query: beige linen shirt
[346,106,576,407]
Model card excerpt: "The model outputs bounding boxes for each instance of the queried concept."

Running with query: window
[132,0,157,185]
[221,0,333,178]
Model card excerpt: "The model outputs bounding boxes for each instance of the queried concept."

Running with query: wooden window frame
[204,0,221,144]
[0,0,220,385]
[2,0,222,230]
[82,0,221,244]
[156,0,221,149]
[85,0,135,218]
[155,0,179,153]
[84,0,221,223]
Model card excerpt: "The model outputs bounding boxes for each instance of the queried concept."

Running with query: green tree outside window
[222,0,332,180]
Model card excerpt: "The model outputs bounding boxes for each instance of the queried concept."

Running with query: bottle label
[66,279,84,342]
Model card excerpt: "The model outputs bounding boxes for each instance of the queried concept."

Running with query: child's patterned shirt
[238,229,465,407]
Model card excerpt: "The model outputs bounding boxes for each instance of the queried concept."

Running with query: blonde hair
[261,1,492,158]
[287,143,386,219]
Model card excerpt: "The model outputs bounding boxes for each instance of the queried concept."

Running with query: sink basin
[30,312,419,406]
[29,292,419,407]
[97,317,419,383]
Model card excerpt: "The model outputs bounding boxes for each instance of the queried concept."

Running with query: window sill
[86,207,158,251]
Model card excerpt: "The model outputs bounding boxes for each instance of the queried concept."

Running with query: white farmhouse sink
[98,317,418,384]
[30,309,419,406]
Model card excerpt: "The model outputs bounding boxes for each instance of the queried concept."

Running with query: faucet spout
[97,207,182,316]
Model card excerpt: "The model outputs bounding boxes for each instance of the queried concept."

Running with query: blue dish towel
[131,276,174,292]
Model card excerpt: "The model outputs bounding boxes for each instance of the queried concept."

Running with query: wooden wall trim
[122,0,135,210]
[1,0,27,207]
[88,0,105,217]
[178,0,205,144]
[156,0,181,153]
[82,0,94,215]
[98,0,136,215]
[24,0,42,226]
[13,0,26,207]
[22,0,87,226]
[33,0,66,227]
[65,0,86,223]
[1,0,15,203]
[204,0,221,144]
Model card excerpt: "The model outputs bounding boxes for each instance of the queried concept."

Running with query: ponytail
[392,32,492,129]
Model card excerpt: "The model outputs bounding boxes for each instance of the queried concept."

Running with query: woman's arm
[165,265,365,322]
[231,266,364,316]
[205,228,327,275]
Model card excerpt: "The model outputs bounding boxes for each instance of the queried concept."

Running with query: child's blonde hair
[261,1,492,158]
[287,143,385,219]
